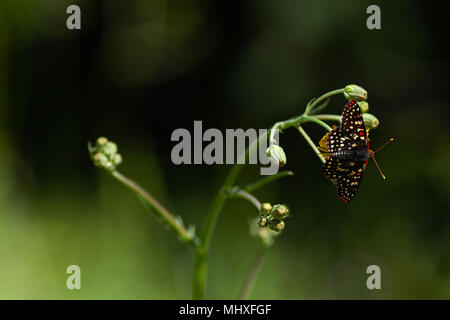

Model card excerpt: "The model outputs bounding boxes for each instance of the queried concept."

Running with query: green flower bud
[270,204,290,220]
[257,216,268,227]
[260,202,273,216]
[249,218,274,247]
[344,84,368,101]
[266,145,287,167]
[89,137,123,171]
[102,142,118,158]
[363,113,379,129]
[93,153,112,169]
[358,101,369,113]
[112,153,122,166]
[268,219,285,232]
[257,227,274,247]
[97,137,108,146]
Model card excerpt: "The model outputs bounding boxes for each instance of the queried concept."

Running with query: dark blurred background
[0,0,449,299]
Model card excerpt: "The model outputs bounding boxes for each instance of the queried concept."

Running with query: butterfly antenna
[373,138,394,154]
[370,152,386,180]
[369,138,394,180]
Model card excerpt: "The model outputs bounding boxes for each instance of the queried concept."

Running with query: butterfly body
[318,100,370,203]
[332,149,371,162]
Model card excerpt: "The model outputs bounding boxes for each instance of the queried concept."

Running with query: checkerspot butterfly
[317,100,393,203]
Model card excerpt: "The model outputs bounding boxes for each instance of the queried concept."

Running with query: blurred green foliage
[0,0,449,299]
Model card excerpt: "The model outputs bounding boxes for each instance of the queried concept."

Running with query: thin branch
[297,125,325,164]
[302,116,333,132]
[244,171,294,193]
[111,170,199,247]
[193,131,268,299]
[305,88,344,114]
[227,188,262,210]
[268,113,335,146]
[312,114,341,123]
[238,249,266,300]
[307,98,331,115]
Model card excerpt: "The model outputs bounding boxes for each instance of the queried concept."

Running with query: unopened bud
[103,142,118,158]
[112,154,122,166]
[344,84,368,101]
[93,153,112,169]
[266,145,287,167]
[257,216,268,227]
[363,113,379,129]
[358,101,369,113]
[268,220,285,232]
[97,137,108,146]
[260,202,272,216]
[270,204,290,219]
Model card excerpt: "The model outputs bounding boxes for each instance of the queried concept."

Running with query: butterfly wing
[323,157,349,179]
[336,164,365,203]
[320,127,361,177]
[341,100,368,148]
[319,126,357,154]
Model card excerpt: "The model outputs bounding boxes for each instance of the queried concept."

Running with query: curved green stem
[244,171,294,193]
[312,114,342,123]
[227,188,262,210]
[192,133,266,299]
[297,126,325,164]
[238,248,266,300]
[111,171,199,247]
[192,165,242,299]
[307,98,330,115]
[306,88,344,114]
[268,114,333,147]
[302,116,333,132]
[199,163,245,252]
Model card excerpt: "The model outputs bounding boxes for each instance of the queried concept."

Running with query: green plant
[88,85,378,299]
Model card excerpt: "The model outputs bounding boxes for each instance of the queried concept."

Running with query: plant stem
[312,114,342,123]
[111,170,199,247]
[227,188,261,210]
[302,116,333,132]
[192,133,265,299]
[307,98,330,115]
[238,248,266,300]
[297,126,326,164]
[244,171,294,193]
[306,88,344,114]
[268,114,334,145]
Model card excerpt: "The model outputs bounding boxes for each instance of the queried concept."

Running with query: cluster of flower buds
[256,202,291,232]
[88,137,122,171]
